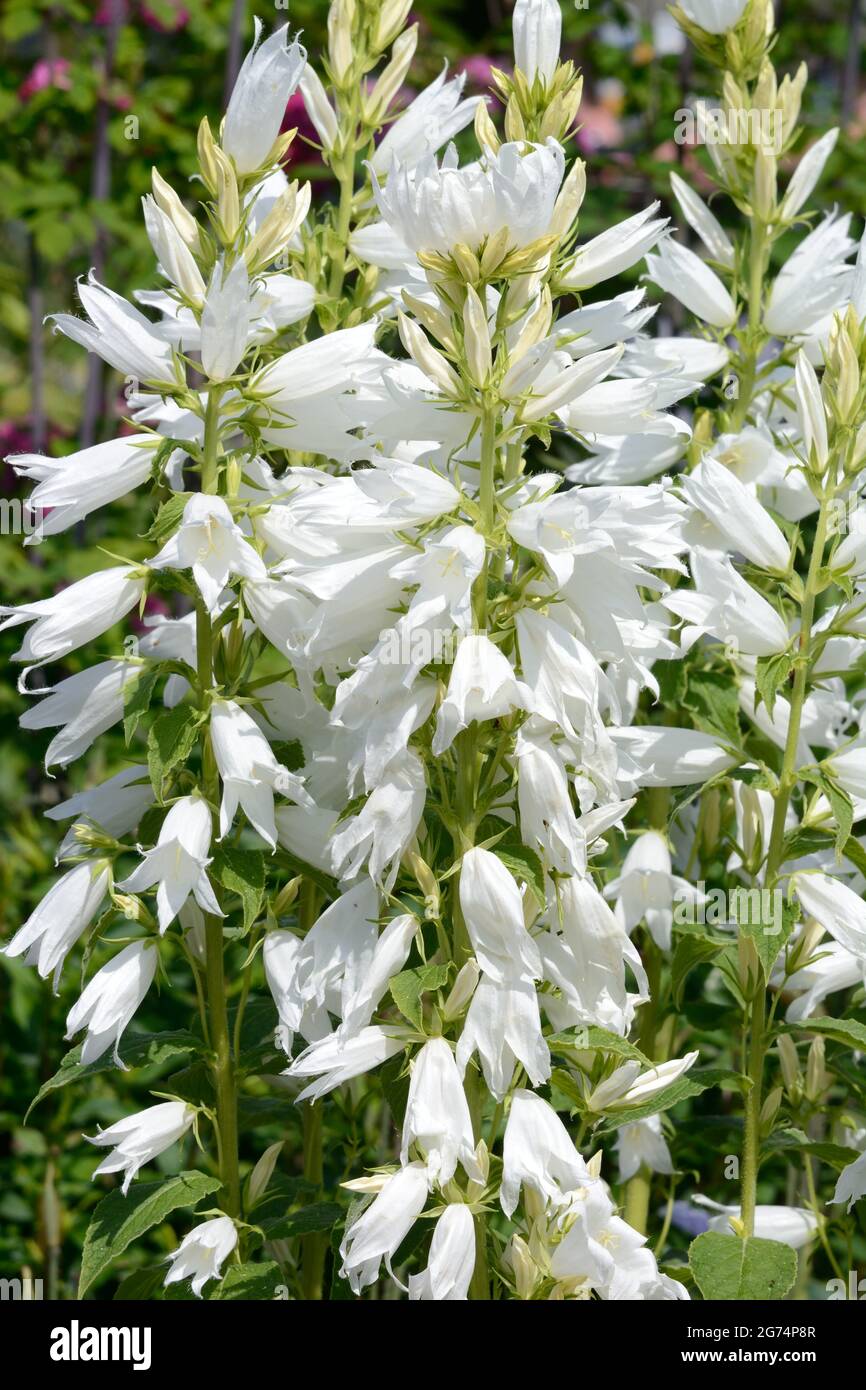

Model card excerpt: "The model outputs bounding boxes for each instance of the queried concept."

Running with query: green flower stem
[623,1167,652,1236]
[731,218,768,432]
[299,879,327,1299]
[624,938,662,1235]
[196,391,241,1224]
[624,785,667,1233]
[327,71,364,306]
[740,492,833,1236]
[452,402,503,1301]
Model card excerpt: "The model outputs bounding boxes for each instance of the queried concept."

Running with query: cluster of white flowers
[5,0,866,1301]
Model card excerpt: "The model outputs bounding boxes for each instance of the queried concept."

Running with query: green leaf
[162,1061,213,1107]
[79,1172,222,1298]
[250,1175,317,1223]
[671,932,728,1007]
[143,492,194,545]
[683,669,742,745]
[735,889,798,982]
[389,963,450,1030]
[754,651,794,719]
[147,705,204,797]
[259,1201,343,1241]
[595,1067,742,1129]
[123,664,161,745]
[493,840,546,907]
[804,770,854,859]
[212,848,266,933]
[763,1127,859,1170]
[210,1260,283,1300]
[547,1026,652,1065]
[689,1232,798,1301]
[25,1030,201,1119]
[653,659,688,706]
[113,1267,166,1301]
[786,1015,866,1050]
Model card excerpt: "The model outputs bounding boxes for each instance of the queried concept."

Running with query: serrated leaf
[755,650,794,719]
[763,1127,859,1170]
[683,669,742,745]
[212,847,266,933]
[259,1201,343,1241]
[143,492,193,545]
[547,1025,652,1065]
[786,1015,866,1049]
[493,840,546,907]
[595,1067,743,1129]
[113,1267,166,1301]
[735,891,798,982]
[123,664,161,745]
[249,1175,317,1223]
[25,1030,201,1120]
[79,1171,222,1298]
[389,963,450,1030]
[147,705,203,797]
[689,1231,798,1301]
[805,770,854,859]
[210,1260,283,1300]
[671,932,728,1007]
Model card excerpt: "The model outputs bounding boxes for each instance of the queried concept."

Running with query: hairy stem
[299,880,327,1299]
[197,393,241,1222]
[740,494,831,1235]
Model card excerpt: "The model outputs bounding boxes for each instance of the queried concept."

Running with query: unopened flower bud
[778,1034,800,1095]
[463,285,492,386]
[474,100,500,153]
[328,0,355,86]
[244,184,311,271]
[451,242,482,285]
[442,958,480,1020]
[212,148,240,241]
[197,116,219,193]
[834,324,861,423]
[759,1085,783,1138]
[805,1036,827,1101]
[507,1234,538,1300]
[273,875,302,916]
[398,313,461,395]
[753,145,777,219]
[549,158,586,240]
[404,849,440,918]
[152,168,200,253]
[364,26,417,123]
[504,97,527,143]
[246,1139,283,1206]
[372,0,413,53]
[786,918,825,974]
[299,67,338,150]
[111,891,155,927]
[401,292,455,353]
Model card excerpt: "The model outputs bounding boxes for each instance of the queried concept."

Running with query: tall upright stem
[740,495,831,1235]
[299,880,327,1299]
[453,403,500,1300]
[731,219,767,431]
[327,81,362,305]
[197,388,241,1221]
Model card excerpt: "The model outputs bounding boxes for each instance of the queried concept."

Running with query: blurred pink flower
[131,593,171,633]
[576,82,625,153]
[93,1,130,23]
[18,59,72,102]
[140,2,189,31]
[281,90,325,170]
[458,56,500,90]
